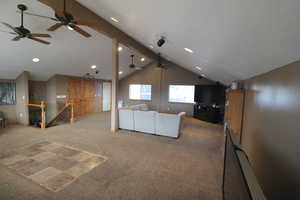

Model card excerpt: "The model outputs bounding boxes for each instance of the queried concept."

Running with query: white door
[102,82,111,111]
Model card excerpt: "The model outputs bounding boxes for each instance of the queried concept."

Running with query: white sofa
[156,112,186,138]
[119,104,185,138]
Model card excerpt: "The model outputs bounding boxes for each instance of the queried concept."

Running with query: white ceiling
[78,0,300,84]
[0,0,151,81]
[1,0,300,84]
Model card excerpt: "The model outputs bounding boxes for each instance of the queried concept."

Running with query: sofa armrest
[156,113,183,138]
[119,109,134,130]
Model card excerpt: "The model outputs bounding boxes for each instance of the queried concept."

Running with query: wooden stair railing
[46,101,74,128]
[27,101,46,129]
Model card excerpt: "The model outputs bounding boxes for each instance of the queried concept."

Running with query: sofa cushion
[134,111,157,134]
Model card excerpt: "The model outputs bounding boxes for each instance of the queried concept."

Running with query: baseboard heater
[222,128,267,200]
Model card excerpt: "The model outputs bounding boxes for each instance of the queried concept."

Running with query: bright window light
[129,84,152,100]
[169,85,195,103]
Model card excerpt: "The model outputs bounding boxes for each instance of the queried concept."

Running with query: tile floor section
[0,141,107,192]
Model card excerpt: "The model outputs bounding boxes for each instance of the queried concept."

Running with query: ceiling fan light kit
[42,0,93,38]
[1,4,51,45]
[1,0,95,45]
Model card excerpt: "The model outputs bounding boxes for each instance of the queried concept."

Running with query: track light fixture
[157,36,166,47]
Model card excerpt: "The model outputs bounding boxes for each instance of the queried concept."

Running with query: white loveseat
[119,104,185,138]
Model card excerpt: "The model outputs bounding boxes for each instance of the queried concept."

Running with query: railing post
[70,100,74,124]
[41,101,46,129]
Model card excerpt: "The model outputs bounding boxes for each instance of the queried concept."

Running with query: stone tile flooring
[0,141,107,192]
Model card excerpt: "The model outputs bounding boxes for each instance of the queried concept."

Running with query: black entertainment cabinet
[193,84,226,124]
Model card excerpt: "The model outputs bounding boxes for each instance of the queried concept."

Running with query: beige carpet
[0,112,224,200]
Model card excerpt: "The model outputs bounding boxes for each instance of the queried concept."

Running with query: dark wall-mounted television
[194,85,226,105]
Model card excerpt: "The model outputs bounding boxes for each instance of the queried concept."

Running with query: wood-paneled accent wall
[68,78,103,117]
[225,89,245,142]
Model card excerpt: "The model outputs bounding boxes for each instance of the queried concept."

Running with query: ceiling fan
[21,0,93,38]
[129,55,144,70]
[1,4,51,45]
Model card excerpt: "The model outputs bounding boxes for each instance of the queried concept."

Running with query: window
[169,85,195,103]
[129,84,152,100]
[0,82,16,105]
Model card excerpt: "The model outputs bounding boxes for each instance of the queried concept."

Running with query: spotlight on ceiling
[119,71,123,75]
[149,45,154,49]
[118,46,123,52]
[195,66,202,71]
[91,65,97,69]
[67,26,74,30]
[141,57,145,62]
[32,58,40,63]
[184,48,194,53]
[110,17,119,23]
[157,37,166,47]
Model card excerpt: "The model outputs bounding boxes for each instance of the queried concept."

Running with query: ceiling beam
[38,0,159,61]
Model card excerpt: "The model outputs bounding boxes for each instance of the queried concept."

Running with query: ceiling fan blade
[70,25,91,38]
[0,29,17,35]
[48,23,63,31]
[28,37,50,45]
[30,33,51,38]
[12,36,22,41]
[1,22,19,34]
[75,21,97,27]
[17,11,59,22]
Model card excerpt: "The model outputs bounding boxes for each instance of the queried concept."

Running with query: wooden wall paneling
[225,90,245,142]
[68,78,102,117]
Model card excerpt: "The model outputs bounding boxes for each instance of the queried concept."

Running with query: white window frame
[129,84,152,101]
[168,85,195,104]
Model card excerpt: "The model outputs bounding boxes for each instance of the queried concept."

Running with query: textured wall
[242,60,300,199]
[29,81,47,104]
[46,76,57,122]
[119,63,214,115]
[15,72,29,125]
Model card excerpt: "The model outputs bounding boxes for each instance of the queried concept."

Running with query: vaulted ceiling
[1,0,300,84]
[0,0,151,81]
[78,0,300,84]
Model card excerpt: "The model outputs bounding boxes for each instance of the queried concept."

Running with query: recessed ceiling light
[67,26,74,30]
[32,58,40,63]
[149,45,154,49]
[118,46,123,52]
[91,65,97,69]
[195,66,202,71]
[141,57,145,62]
[111,17,119,23]
[184,48,194,53]
[119,71,123,75]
